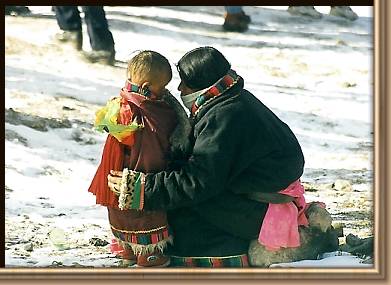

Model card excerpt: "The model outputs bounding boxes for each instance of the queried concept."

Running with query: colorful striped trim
[170,254,249,268]
[124,80,140,93]
[191,69,241,116]
[110,224,168,234]
[111,224,172,245]
[124,80,157,99]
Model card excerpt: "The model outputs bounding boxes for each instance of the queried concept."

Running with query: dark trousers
[53,6,114,52]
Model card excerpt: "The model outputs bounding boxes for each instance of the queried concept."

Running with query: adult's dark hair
[177,46,231,90]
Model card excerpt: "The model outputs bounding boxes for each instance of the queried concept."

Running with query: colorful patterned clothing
[137,69,305,261]
[170,254,249,268]
[89,87,178,255]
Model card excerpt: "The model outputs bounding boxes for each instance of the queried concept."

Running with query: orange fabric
[88,135,125,208]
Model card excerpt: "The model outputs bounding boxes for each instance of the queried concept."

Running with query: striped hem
[110,224,168,234]
[111,225,172,246]
[115,236,173,256]
[170,254,249,268]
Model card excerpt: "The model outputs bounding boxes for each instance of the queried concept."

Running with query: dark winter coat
[143,77,305,257]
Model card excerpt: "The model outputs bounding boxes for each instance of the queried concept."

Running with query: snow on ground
[5,6,373,268]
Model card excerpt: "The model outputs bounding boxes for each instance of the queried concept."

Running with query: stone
[306,202,333,232]
[248,226,339,267]
[24,243,33,252]
[332,179,353,192]
[339,234,374,257]
[89,237,109,247]
[248,204,339,267]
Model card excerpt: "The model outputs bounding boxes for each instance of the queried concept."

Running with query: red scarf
[88,89,177,208]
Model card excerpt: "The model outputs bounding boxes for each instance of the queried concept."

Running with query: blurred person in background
[222,6,251,32]
[53,6,115,65]
[288,6,358,21]
[5,6,31,16]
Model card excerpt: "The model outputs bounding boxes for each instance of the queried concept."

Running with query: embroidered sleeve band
[130,172,145,210]
[114,169,145,211]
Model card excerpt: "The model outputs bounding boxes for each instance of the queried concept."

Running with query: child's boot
[136,251,170,267]
[110,238,137,266]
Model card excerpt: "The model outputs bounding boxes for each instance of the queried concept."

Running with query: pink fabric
[110,238,124,256]
[258,180,309,251]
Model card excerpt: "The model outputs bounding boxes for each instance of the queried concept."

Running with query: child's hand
[107,170,123,193]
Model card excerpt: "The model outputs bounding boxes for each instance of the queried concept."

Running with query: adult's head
[127,50,172,97]
[176,46,231,96]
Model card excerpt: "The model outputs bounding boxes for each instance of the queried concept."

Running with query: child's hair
[127,50,172,84]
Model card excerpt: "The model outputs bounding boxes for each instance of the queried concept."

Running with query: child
[88,50,183,267]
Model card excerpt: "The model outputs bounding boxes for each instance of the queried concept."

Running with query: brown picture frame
[2,2,389,284]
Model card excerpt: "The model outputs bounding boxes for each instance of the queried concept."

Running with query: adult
[288,6,358,21]
[223,6,251,32]
[107,46,309,267]
[53,6,115,65]
[5,6,31,16]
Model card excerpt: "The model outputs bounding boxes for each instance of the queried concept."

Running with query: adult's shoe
[82,49,115,66]
[223,13,249,32]
[5,6,31,16]
[54,30,83,51]
[329,6,358,21]
[238,11,251,24]
[287,6,323,19]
